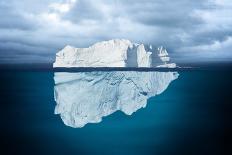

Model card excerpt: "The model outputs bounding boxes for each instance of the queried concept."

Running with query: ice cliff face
[54,71,179,128]
[53,39,176,68]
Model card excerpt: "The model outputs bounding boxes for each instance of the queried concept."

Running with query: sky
[0,0,232,64]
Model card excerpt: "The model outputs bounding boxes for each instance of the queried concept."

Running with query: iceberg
[54,71,179,128]
[53,39,176,68]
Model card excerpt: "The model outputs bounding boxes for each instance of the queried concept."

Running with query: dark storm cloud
[117,0,205,27]
[0,3,35,30]
[63,0,103,23]
[190,29,232,46]
[64,0,205,29]
[0,0,231,63]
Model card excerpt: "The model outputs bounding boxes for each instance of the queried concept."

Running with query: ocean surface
[0,66,231,155]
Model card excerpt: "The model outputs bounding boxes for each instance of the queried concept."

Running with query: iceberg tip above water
[53,39,176,68]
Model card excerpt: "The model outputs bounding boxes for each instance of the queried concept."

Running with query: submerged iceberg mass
[53,39,176,68]
[54,71,179,128]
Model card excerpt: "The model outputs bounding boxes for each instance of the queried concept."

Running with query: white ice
[53,39,176,68]
[54,71,179,128]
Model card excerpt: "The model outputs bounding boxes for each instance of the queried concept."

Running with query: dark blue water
[0,69,231,155]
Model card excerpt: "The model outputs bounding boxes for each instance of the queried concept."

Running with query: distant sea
[0,63,231,155]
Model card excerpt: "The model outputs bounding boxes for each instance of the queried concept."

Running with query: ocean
[0,65,231,155]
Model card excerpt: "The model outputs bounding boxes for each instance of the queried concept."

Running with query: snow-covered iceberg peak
[53,39,176,68]
[54,71,179,128]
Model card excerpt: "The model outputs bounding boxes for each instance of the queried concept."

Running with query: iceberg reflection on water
[53,71,179,128]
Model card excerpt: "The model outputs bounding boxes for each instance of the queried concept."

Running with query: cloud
[49,0,76,13]
[0,2,35,30]
[0,0,231,63]
[177,37,232,61]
